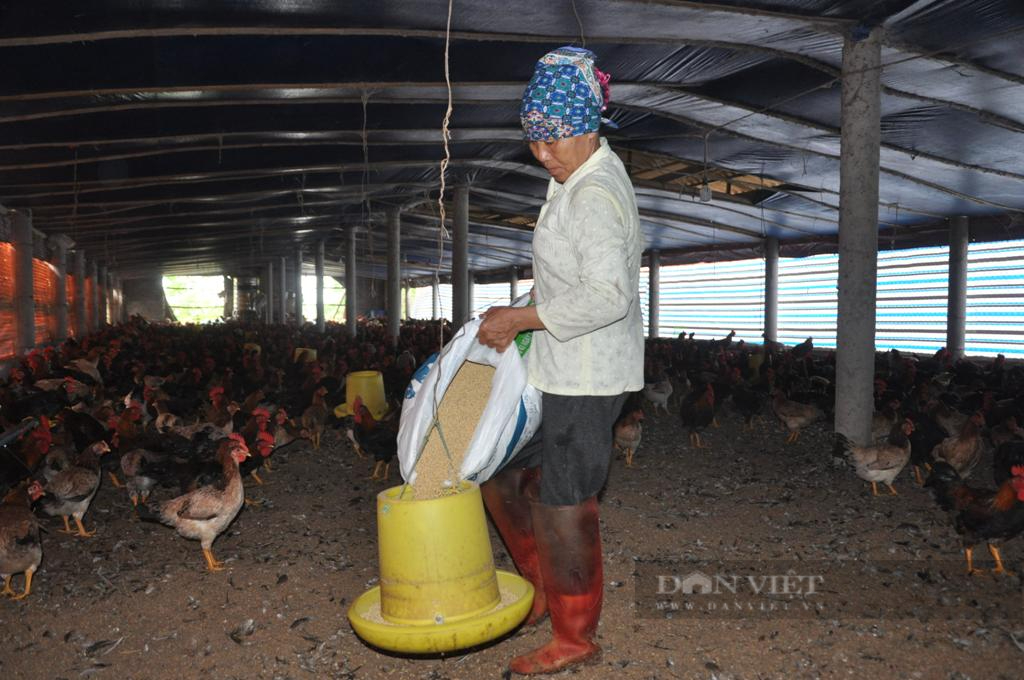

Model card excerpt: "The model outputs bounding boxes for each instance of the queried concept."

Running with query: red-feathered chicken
[349,396,399,480]
[135,434,250,572]
[926,461,1024,575]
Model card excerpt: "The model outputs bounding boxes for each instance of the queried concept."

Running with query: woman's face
[529,132,599,184]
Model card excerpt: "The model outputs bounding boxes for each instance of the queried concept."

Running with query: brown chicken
[613,408,644,467]
[135,434,250,572]
[927,461,1024,575]
[0,483,42,600]
[931,412,985,479]
[301,386,329,450]
[28,441,111,537]
[771,390,823,444]
[837,420,914,496]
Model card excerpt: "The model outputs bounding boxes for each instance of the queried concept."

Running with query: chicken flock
[0,317,450,597]
[618,333,1024,576]
[2,318,1024,602]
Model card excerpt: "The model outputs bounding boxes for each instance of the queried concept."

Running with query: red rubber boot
[481,466,547,625]
[509,496,603,675]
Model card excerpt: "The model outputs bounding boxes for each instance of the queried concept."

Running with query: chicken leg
[913,466,925,486]
[73,516,95,537]
[785,430,801,444]
[249,471,264,485]
[203,547,226,572]
[964,547,983,575]
[263,459,273,472]
[370,461,389,481]
[9,569,34,600]
[625,448,635,467]
[989,544,1014,576]
[58,515,73,534]
[1,575,13,597]
[108,472,124,488]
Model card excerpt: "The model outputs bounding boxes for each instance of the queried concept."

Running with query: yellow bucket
[348,482,533,654]
[335,370,387,420]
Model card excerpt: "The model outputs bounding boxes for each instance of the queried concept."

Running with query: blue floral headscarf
[520,46,613,142]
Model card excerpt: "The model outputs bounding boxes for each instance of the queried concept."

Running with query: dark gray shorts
[508,391,628,505]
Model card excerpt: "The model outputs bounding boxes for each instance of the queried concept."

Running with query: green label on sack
[514,298,535,356]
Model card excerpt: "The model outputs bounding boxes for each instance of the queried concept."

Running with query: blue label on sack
[406,353,438,401]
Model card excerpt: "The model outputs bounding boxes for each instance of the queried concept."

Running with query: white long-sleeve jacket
[529,138,645,396]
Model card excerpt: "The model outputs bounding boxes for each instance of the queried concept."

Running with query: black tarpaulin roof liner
[0,0,1020,277]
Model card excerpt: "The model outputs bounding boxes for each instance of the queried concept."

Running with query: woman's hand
[477,306,522,352]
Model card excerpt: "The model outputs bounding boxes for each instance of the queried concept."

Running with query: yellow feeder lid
[348,571,533,654]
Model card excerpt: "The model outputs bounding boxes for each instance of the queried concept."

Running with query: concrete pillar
[279,256,287,324]
[403,281,411,321]
[764,237,779,343]
[12,212,34,355]
[315,240,326,332]
[50,234,73,342]
[265,261,275,323]
[452,186,470,329]
[89,261,100,331]
[73,250,85,337]
[648,250,660,338]
[294,245,304,325]
[223,275,234,319]
[510,266,518,302]
[386,209,401,345]
[947,216,969,359]
[432,274,440,320]
[468,270,475,318]
[834,26,882,447]
[345,227,357,337]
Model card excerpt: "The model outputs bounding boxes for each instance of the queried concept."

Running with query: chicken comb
[228,432,246,444]
[1012,465,1024,478]
[252,407,271,418]
[257,430,275,443]
[209,386,225,396]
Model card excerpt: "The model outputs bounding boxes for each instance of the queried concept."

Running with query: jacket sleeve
[534,185,633,342]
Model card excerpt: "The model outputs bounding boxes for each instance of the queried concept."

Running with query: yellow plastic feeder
[348,482,534,654]
[293,347,317,363]
[334,370,388,420]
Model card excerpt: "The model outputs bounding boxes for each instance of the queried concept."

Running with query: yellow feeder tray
[347,483,533,654]
[334,370,388,420]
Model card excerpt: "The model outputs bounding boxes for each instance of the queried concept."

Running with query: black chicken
[680,383,715,449]
[906,410,947,486]
[926,461,1024,575]
[349,397,399,481]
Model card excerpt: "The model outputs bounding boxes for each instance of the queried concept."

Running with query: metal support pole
[98,265,108,326]
[223,275,234,319]
[467,270,475,319]
[89,261,100,332]
[387,209,401,345]
[294,245,304,325]
[432,275,440,320]
[403,281,411,321]
[764,237,779,343]
[947,216,969,359]
[345,227,357,337]
[835,27,882,447]
[265,261,274,323]
[73,250,85,337]
[315,240,326,332]
[50,234,73,342]
[452,186,470,329]
[12,212,34,355]
[279,256,287,324]
[648,250,660,338]
[510,266,518,302]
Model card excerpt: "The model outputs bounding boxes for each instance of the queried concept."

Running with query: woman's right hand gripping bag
[397,294,542,485]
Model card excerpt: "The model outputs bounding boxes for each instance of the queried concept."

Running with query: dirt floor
[2,404,1022,680]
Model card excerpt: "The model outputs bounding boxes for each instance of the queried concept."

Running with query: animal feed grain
[412,361,495,499]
